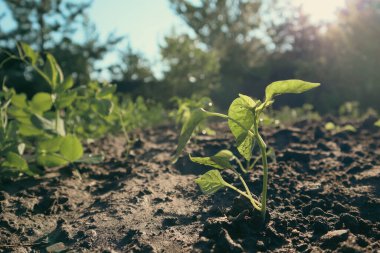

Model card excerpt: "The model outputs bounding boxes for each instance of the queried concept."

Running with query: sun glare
[292,0,346,23]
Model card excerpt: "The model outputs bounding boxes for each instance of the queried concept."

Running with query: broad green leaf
[228,96,255,161]
[38,137,64,153]
[44,53,63,88]
[3,152,28,170]
[195,170,228,195]
[375,120,380,127]
[11,93,27,108]
[190,150,234,169]
[173,108,209,163]
[37,153,68,167]
[18,124,44,136]
[265,80,320,103]
[238,94,258,108]
[29,92,53,113]
[18,42,38,65]
[60,135,83,162]
[8,107,30,124]
[56,91,77,109]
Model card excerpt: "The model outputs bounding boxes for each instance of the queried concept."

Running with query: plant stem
[224,181,261,211]
[55,110,59,133]
[254,121,268,221]
[234,157,247,173]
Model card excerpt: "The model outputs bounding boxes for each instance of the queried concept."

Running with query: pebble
[320,229,349,249]
[46,242,66,253]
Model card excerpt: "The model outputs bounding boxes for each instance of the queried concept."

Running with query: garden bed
[0,120,379,252]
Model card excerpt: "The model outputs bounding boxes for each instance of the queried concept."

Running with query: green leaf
[38,137,64,153]
[18,124,44,136]
[18,42,38,65]
[3,152,28,170]
[375,120,380,127]
[265,80,320,103]
[324,122,336,131]
[8,107,30,124]
[228,96,255,161]
[30,114,65,136]
[91,99,114,116]
[195,170,228,195]
[96,84,116,99]
[60,135,83,162]
[173,108,209,163]
[11,93,27,108]
[37,153,68,167]
[190,150,234,169]
[44,53,63,88]
[57,76,74,92]
[339,125,356,133]
[56,91,77,109]
[29,92,53,113]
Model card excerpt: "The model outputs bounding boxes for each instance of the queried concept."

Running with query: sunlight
[292,0,346,23]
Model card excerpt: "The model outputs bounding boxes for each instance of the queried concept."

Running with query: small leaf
[173,108,209,163]
[3,152,28,170]
[18,124,44,136]
[60,135,83,162]
[56,91,77,109]
[18,42,38,65]
[195,170,228,195]
[190,150,234,169]
[38,137,64,153]
[375,120,380,127]
[265,80,320,103]
[324,122,336,131]
[228,96,255,161]
[29,92,53,113]
[339,125,356,133]
[11,93,27,108]
[44,53,64,88]
[57,76,74,92]
[96,84,116,99]
[91,99,114,116]
[37,153,68,167]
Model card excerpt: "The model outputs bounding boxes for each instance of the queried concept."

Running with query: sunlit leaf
[91,99,114,116]
[29,92,53,113]
[325,122,336,130]
[173,108,209,163]
[56,91,77,109]
[18,42,38,65]
[37,153,68,167]
[190,150,234,169]
[11,93,27,108]
[228,96,255,161]
[375,120,380,127]
[265,80,320,103]
[38,137,64,153]
[60,135,83,162]
[195,170,228,195]
[44,53,63,88]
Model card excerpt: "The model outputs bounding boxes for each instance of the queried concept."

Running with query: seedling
[324,122,356,133]
[173,80,320,221]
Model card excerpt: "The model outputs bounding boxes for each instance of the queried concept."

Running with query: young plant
[173,80,320,221]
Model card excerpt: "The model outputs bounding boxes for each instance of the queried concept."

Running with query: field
[1,118,379,252]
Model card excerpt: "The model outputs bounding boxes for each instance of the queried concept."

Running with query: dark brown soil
[0,120,379,252]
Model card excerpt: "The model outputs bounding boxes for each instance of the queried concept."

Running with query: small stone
[46,242,66,253]
[340,143,352,153]
[310,207,325,216]
[313,220,330,234]
[320,229,349,249]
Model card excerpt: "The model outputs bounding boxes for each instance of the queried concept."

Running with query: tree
[0,0,122,95]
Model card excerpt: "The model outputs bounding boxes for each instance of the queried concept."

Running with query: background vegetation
[1,0,379,113]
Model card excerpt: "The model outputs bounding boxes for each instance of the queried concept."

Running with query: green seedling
[173,80,320,221]
[324,122,356,133]
[374,120,380,127]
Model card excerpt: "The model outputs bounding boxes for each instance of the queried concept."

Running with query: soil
[0,118,379,252]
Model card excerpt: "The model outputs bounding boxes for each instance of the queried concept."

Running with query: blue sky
[88,0,193,77]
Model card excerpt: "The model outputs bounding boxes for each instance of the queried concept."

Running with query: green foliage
[0,44,110,178]
[324,122,356,133]
[174,79,319,221]
[375,120,380,127]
